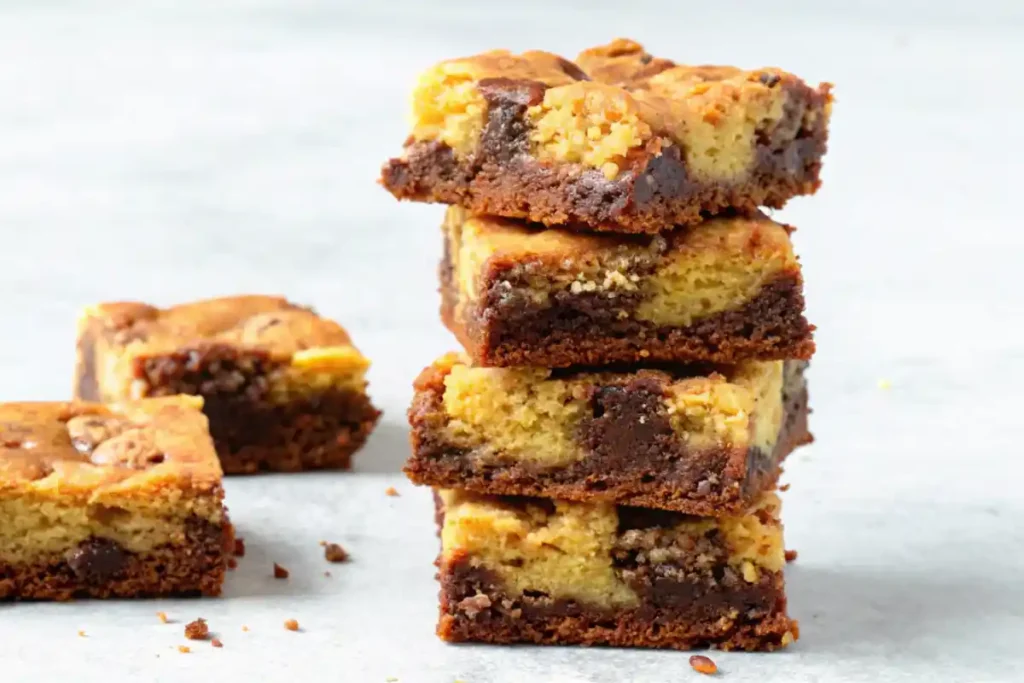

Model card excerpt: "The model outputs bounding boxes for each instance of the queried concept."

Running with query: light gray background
[1,2,1022,682]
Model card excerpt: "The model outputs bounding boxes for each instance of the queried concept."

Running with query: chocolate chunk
[66,538,129,584]
[478,78,548,162]
[758,72,781,87]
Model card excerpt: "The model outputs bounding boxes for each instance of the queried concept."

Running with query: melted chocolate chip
[66,538,129,584]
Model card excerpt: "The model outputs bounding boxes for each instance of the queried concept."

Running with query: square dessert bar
[407,354,810,516]
[0,396,232,600]
[435,489,797,651]
[441,206,814,368]
[382,38,832,233]
[75,295,380,474]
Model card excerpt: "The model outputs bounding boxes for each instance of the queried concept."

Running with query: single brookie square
[382,38,832,234]
[441,206,813,367]
[407,354,810,516]
[0,396,232,600]
[74,295,380,474]
[434,489,798,651]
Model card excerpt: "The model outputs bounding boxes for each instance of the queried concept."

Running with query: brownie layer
[442,253,813,368]
[0,517,232,601]
[79,343,380,474]
[407,361,809,516]
[383,129,825,235]
[439,556,794,651]
[206,388,380,474]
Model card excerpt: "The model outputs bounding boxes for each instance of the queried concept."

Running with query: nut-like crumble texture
[435,353,783,467]
[689,654,718,674]
[184,618,209,640]
[444,206,799,328]
[439,489,784,608]
[74,295,371,404]
[0,397,224,564]
[324,543,349,563]
[408,38,831,181]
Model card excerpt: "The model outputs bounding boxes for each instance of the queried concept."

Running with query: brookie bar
[435,489,798,651]
[382,39,832,233]
[407,354,810,516]
[441,206,814,367]
[0,396,232,600]
[74,295,380,474]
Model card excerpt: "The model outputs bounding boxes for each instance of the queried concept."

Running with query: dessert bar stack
[383,39,832,651]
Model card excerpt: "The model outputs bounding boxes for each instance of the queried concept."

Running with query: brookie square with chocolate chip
[0,396,233,600]
[74,295,381,474]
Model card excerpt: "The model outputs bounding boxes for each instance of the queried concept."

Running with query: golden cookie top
[409,38,832,180]
[81,295,355,358]
[0,396,221,496]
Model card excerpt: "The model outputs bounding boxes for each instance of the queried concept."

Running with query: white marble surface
[1,2,1023,681]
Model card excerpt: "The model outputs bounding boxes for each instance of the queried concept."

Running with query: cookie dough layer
[435,490,797,651]
[382,39,832,233]
[441,207,813,367]
[75,296,380,474]
[0,397,231,600]
[407,355,810,515]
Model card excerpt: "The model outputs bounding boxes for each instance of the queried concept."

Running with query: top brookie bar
[0,396,232,600]
[441,206,813,367]
[382,38,832,233]
[74,295,380,474]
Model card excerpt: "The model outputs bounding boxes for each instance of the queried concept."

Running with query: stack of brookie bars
[2,296,379,599]
[382,39,832,651]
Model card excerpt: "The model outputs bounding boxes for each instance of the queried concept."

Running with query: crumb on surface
[178,646,191,654]
[234,538,246,557]
[211,638,223,648]
[273,563,290,579]
[241,625,250,632]
[284,619,300,631]
[779,483,790,492]
[877,378,892,390]
[318,540,327,547]
[228,557,238,570]
[324,542,349,563]
[157,611,169,624]
[184,618,209,641]
[77,630,86,638]
[324,571,332,577]
[386,678,398,682]
[785,549,799,563]
[689,654,718,675]
[385,486,399,497]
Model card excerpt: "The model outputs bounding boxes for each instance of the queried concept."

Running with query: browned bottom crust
[406,363,810,516]
[438,550,796,652]
[0,517,232,601]
[207,389,381,474]
[382,136,824,234]
[441,247,814,367]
